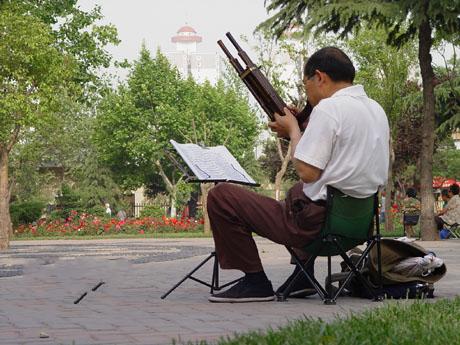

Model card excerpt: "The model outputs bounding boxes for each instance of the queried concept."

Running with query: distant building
[166,25,221,84]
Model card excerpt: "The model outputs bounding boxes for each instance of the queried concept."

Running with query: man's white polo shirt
[294,84,390,201]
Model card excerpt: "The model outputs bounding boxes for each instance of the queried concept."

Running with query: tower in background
[167,25,221,84]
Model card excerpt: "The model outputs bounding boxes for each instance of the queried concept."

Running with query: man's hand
[268,107,300,139]
[268,107,322,183]
[287,105,300,116]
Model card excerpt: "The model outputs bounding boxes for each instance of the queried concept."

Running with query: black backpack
[330,239,446,299]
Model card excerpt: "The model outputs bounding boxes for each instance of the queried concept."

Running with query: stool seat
[279,186,383,304]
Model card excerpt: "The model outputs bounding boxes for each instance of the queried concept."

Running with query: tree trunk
[384,138,395,232]
[0,147,11,250]
[418,18,438,240]
[170,189,177,218]
[155,159,181,219]
[274,139,291,201]
[200,183,214,234]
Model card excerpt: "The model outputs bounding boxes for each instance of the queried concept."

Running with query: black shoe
[276,266,317,298]
[208,277,275,303]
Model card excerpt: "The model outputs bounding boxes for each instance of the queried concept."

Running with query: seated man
[207,47,390,303]
[435,183,460,231]
[440,188,450,208]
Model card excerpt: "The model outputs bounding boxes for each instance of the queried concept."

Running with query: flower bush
[14,210,205,238]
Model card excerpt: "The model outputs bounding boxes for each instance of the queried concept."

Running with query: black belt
[314,199,327,207]
[292,198,327,214]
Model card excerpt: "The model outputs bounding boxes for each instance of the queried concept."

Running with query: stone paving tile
[36,329,97,345]
[0,329,22,338]
[11,339,52,345]
[0,238,459,344]
[172,333,227,345]
[88,331,139,343]
[129,332,181,345]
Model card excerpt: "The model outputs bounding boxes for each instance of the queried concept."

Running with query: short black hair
[406,188,417,198]
[441,189,449,197]
[449,183,459,195]
[304,47,355,83]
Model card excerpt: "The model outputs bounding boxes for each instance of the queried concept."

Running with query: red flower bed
[14,211,205,238]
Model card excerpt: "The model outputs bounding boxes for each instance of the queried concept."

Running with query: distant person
[400,187,421,237]
[117,209,127,221]
[380,191,386,223]
[105,203,112,217]
[391,202,399,214]
[436,184,460,230]
[181,205,190,218]
[46,203,55,215]
[440,189,450,208]
[188,192,198,219]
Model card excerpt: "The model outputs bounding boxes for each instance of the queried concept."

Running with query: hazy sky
[78,0,272,64]
[77,0,453,77]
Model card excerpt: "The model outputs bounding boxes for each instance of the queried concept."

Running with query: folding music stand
[160,140,259,299]
[161,251,243,299]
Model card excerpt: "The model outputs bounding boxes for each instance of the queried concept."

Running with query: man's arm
[269,108,323,183]
[293,159,322,183]
[439,199,455,215]
[438,197,456,216]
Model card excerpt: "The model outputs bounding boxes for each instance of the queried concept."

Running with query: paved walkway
[1,238,459,345]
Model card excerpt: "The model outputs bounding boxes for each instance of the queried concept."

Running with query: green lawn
[381,221,421,238]
[193,297,459,345]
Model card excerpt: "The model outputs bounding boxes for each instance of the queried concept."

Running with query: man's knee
[207,183,237,212]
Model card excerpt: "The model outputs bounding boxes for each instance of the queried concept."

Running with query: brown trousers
[207,182,327,273]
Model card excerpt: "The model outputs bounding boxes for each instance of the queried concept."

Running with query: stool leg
[324,255,336,305]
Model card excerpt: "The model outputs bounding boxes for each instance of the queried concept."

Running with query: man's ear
[316,70,328,84]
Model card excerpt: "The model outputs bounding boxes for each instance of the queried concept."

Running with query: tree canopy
[0,0,119,249]
[261,0,460,240]
[7,0,119,93]
[94,47,260,205]
[261,1,459,46]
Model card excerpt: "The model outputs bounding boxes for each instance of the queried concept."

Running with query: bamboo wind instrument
[218,32,311,130]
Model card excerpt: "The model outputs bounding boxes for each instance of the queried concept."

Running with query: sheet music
[170,140,257,185]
